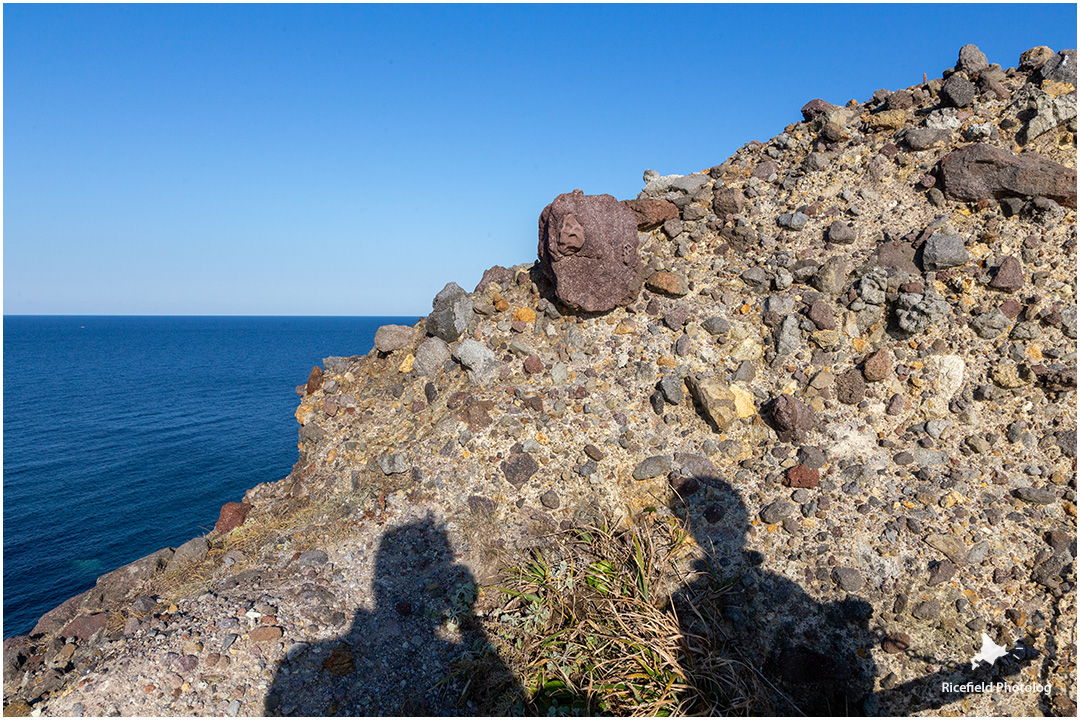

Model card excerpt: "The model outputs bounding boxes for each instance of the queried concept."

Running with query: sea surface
[3,316,415,638]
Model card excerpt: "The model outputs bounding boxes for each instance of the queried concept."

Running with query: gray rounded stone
[412,337,451,377]
[373,324,413,354]
[760,500,796,524]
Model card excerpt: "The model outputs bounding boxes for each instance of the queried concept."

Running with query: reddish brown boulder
[873,240,919,274]
[501,451,538,490]
[61,613,109,642]
[806,301,837,330]
[1000,299,1023,319]
[249,626,283,642]
[473,264,515,293]
[644,270,688,297]
[305,366,323,395]
[622,198,678,231]
[801,98,835,122]
[215,501,253,534]
[862,348,893,382]
[523,355,544,374]
[784,464,820,489]
[882,632,911,654]
[836,368,867,404]
[937,143,1076,209]
[538,190,642,313]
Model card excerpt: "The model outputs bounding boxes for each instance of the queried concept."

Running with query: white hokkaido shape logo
[971,632,1010,670]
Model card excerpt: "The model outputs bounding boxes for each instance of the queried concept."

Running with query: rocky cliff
[4,44,1076,717]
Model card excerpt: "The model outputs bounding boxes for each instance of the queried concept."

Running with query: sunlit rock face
[537,190,642,313]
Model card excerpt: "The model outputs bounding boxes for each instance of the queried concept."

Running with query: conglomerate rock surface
[4,44,1076,717]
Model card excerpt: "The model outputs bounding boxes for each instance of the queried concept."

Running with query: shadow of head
[367,516,473,621]
[666,474,877,716]
[264,516,523,716]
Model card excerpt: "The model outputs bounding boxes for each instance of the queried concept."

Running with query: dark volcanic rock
[623,198,678,231]
[937,144,1077,209]
[427,282,473,342]
[956,44,989,74]
[761,500,796,524]
[832,567,864,592]
[501,452,539,490]
[538,190,642,312]
[1013,486,1057,505]
[927,559,956,586]
[1035,49,1078,86]
[836,368,867,405]
[473,265,515,293]
[940,74,976,108]
[826,220,857,245]
[712,187,746,217]
[801,98,835,122]
[989,256,1025,292]
[766,394,817,444]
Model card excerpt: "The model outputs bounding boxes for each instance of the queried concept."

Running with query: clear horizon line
[2,313,426,318]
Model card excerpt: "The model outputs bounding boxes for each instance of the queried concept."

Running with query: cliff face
[4,44,1076,717]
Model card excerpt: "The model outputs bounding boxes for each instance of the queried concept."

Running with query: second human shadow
[264,518,523,715]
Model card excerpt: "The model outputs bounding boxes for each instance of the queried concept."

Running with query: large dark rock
[940,74,975,108]
[955,44,989,74]
[712,187,746,217]
[538,190,642,313]
[801,98,835,122]
[427,282,473,342]
[937,144,1076,209]
[1035,49,1077,86]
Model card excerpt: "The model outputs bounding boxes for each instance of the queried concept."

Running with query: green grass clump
[485,513,759,716]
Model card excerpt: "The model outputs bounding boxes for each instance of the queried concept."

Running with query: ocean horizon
[3,315,417,638]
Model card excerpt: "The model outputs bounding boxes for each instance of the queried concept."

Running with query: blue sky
[4,4,1076,315]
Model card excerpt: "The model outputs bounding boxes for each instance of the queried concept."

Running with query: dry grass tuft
[484,511,761,716]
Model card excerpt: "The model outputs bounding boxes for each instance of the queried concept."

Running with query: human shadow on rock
[264,518,523,716]
[669,478,1036,716]
[669,479,877,715]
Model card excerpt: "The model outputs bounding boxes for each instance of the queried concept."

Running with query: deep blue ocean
[3,316,415,639]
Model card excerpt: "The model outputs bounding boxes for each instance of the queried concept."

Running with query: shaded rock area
[6,43,1076,719]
